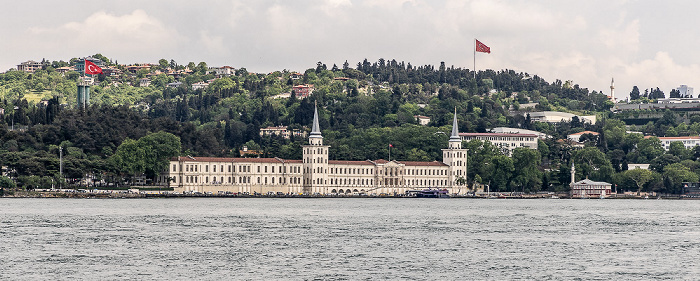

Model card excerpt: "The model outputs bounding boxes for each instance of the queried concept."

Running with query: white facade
[165,105,470,195]
[678,85,694,98]
[570,179,612,198]
[527,111,596,124]
[459,133,538,156]
[208,66,235,77]
[490,127,550,139]
[652,136,700,150]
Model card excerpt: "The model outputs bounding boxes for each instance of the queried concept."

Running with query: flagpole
[389,145,391,162]
[473,38,476,79]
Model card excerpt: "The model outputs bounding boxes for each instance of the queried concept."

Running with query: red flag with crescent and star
[84,59,103,75]
[475,39,491,54]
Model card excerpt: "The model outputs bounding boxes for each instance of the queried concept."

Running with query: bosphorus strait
[2,198,699,280]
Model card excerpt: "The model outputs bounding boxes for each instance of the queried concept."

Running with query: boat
[413,188,450,198]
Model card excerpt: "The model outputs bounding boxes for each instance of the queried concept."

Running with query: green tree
[511,147,542,192]
[624,168,653,194]
[663,163,698,193]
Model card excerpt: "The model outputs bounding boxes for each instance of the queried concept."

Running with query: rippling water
[1,198,699,280]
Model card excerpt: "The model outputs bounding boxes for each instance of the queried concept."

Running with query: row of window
[175,163,450,178]
[176,174,453,187]
[463,136,535,142]
[176,175,302,185]
[174,163,303,174]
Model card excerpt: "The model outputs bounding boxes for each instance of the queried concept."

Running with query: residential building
[55,66,74,74]
[677,85,694,98]
[191,81,209,90]
[164,106,469,195]
[139,78,151,87]
[459,132,538,156]
[16,60,43,73]
[567,131,600,142]
[527,111,596,124]
[647,136,700,150]
[126,64,152,73]
[290,72,303,80]
[292,84,314,98]
[259,126,307,139]
[490,127,550,139]
[208,66,235,77]
[628,164,650,170]
[414,115,430,126]
[167,82,183,88]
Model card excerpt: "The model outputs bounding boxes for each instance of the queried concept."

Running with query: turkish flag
[85,59,103,75]
[476,39,491,54]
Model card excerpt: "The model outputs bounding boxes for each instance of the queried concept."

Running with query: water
[1,198,699,280]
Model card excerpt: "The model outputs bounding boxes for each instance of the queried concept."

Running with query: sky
[1,0,699,100]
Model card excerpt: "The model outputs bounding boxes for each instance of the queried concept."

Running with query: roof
[571,179,612,186]
[329,160,375,165]
[173,156,449,167]
[414,115,430,119]
[569,131,599,136]
[261,126,288,130]
[459,132,538,137]
[645,136,700,140]
[400,161,448,167]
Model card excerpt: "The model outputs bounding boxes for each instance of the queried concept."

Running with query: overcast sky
[1,0,698,100]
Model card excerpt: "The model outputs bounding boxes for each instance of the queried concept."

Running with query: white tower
[610,78,616,103]
[570,161,576,185]
[302,102,329,194]
[442,108,468,194]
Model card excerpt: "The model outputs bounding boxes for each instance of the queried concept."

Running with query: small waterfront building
[165,106,469,195]
[569,163,611,198]
[570,179,612,198]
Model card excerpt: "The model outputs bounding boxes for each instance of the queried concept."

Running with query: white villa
[459,132,538,156]
[165,106,469,195]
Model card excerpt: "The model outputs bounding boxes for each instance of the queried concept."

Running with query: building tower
[302,102,329,194]
[570,161,576,185]
[442,108,468,194]
[610,78,615,103]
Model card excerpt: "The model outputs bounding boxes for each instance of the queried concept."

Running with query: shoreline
[1,191,693,200]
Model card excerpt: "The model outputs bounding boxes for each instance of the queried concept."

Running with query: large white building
[527,111,596,125]
[459,132,538,156]
[166,106,469,195]
[647,136,700,150]
[489,127,549,139]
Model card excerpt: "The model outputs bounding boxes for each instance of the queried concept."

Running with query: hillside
[0,56,696,194]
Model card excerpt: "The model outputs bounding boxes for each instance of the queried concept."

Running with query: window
[213,165,216,173]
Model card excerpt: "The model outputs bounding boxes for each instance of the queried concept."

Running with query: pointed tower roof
[450,107,461,142]
[310,101,322,139]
